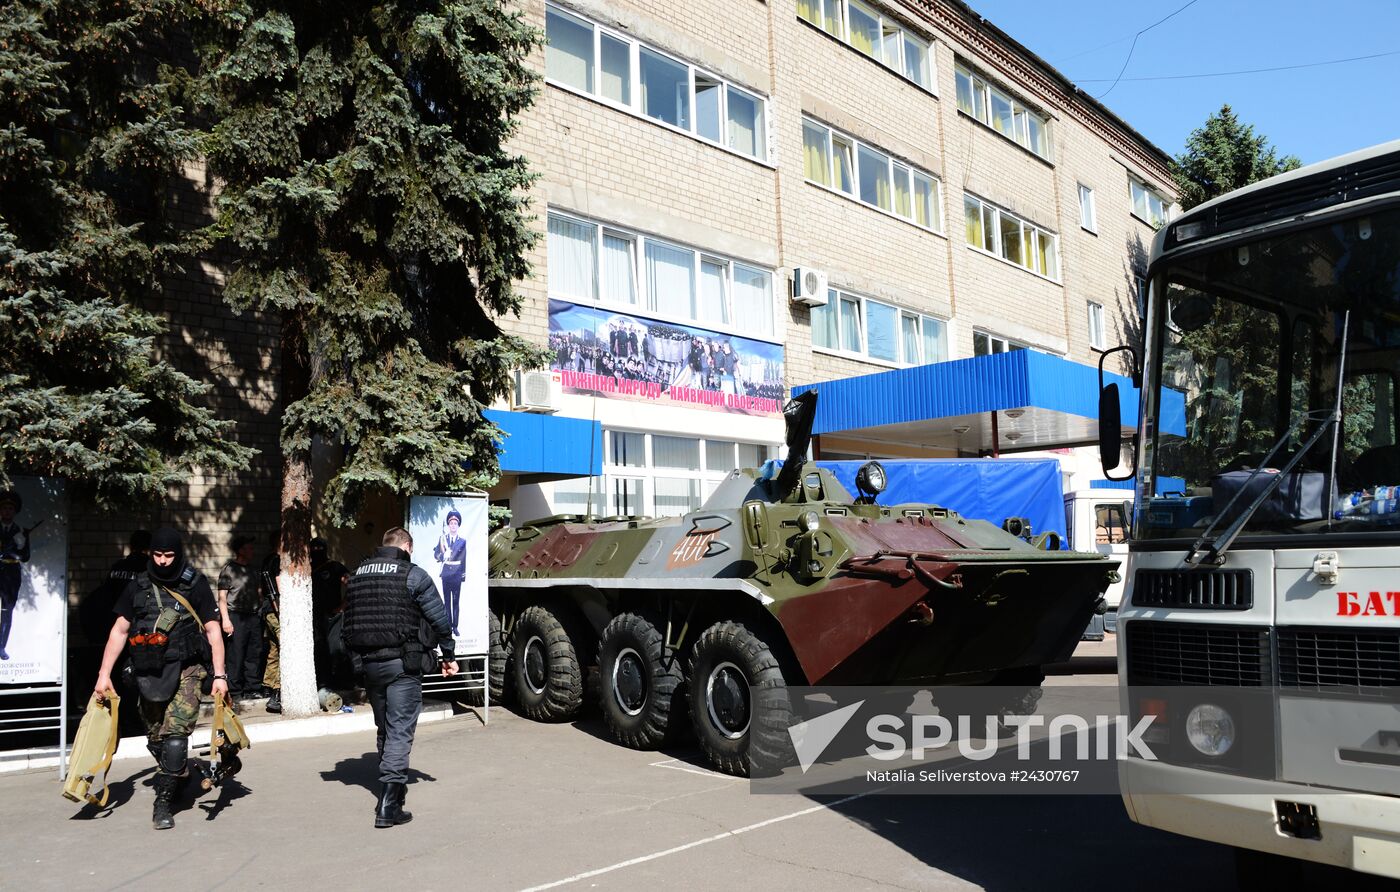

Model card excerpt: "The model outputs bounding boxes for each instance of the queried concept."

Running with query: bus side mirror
[1099,384,1122,471]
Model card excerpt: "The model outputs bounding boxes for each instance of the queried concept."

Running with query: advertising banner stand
[0,477,70,776]
[406,492,490,722]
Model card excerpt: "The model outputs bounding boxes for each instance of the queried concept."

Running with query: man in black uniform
[0,490,31,660]
[80,530,151,647]
[342,526,456,828]
[217,535,261,697]
[93,527,228,829]
[310,537,349,686]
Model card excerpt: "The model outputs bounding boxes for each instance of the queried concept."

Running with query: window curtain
[610,430,645,467]
[914,175,936,229]
[732,264,772,338]
[654,477,699,517]
[848,2,879,56]
[811,298,837,349]
[858,145,891,211]
[901,314,920,364]
[698,259,728,326]
[893,165,912,219]
[706,440,736,472]
[548,215,596,300]
[839,296,862,352]
[802,121,830,186]
[796,0,820,26]
[653,436,700,470]
[964,197,983,249]
[833,138,855,194]
[727,88,762,159]
[1000,214,1024,266]
[600,233,635,304]
[903,36,927,85]
[646,241,694,317]
[545,9,594,92]
[922,317,946,363]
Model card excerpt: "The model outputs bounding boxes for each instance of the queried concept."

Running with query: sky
[964,0,1400,166]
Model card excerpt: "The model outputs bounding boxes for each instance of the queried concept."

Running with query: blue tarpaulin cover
[817,458,1068,548]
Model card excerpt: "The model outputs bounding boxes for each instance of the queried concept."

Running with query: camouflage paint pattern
[490,463,1119,685]
[262,613,280,689]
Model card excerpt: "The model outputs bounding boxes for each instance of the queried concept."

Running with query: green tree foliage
[198,1,548,526]
[0,0,252,501]
[1173,104,1301,211]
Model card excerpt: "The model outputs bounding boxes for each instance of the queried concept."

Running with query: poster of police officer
[405,493,488,657]
[0,477,68,685]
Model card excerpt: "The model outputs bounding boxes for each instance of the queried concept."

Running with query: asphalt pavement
[2,655,1252,892]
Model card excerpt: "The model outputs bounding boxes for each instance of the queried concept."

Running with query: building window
[963,194,1059,280]
[1129,175,1170,229]
[813,288,947,365]
[1088,302,1106,350]
[954,62,1051,160]
[1134,274,1148,316]
[973,331,1028,356]
[1078,184,1097,232]
[548,210,774,338]
[544,4,768,161]
[556,432,776,517]
[802,117,941,231]
[797,0,933,89]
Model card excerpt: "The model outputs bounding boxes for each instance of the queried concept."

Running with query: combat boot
[265,690,281,714]
[393,782,413,824]
[152,774,178,830]
[374,782,413,828]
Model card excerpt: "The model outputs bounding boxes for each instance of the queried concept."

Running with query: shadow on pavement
[318,751,436,795]
[69,765,156,820]
[197,776,251,821]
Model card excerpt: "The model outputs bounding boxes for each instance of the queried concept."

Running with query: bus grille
[1133,569,1252,609]
[1125,621,1269,686]
[1278,628,1400,691]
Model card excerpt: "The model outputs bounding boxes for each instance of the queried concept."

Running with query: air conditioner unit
[513,369,557,413]
[791,267,829,307]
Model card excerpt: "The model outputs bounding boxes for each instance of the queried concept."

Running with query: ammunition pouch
[402,639,428,678]
[128,637,170,674]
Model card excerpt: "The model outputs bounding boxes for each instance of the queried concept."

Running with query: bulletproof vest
[342,556,417,651]
[132,566,208,667]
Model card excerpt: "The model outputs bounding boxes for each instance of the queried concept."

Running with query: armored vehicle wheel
[511,604,585,722]
[465,611,512,707]
[688,621,793,777]
[598,612,686,749]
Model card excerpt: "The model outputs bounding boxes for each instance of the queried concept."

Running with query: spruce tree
[1173,104,1301,211]
[199,1,547,714]
[0,0,252,501]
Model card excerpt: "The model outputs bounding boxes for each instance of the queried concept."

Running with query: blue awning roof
[793,351,1185,453]
[484,409,602,480]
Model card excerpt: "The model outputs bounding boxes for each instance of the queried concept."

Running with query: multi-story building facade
[492,0,1178,521]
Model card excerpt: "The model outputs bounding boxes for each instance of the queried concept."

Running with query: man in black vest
[342,526,456,828]
[93,527,228,829]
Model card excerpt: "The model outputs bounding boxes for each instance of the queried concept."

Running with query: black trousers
[227,609,262,692]
[364,658,423,784]
[441,579,461,635]
[0,565,18,652]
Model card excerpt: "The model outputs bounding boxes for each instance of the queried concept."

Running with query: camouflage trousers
[139,664,207,742]
[263,613,280,689]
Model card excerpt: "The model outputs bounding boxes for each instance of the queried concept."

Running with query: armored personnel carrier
[487,391,1118,775]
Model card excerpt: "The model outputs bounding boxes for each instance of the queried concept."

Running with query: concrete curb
[1,700,486,775]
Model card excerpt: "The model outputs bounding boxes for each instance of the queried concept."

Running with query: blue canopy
[818,458,1068,547]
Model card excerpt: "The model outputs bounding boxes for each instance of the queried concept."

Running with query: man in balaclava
[94,527,229,829]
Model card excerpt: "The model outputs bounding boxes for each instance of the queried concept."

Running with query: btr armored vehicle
[487,391,1118,775]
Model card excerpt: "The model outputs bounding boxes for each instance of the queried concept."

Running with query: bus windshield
[1139,206,1400,542]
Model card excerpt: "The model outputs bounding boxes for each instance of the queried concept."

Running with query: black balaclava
[148,527,185,584]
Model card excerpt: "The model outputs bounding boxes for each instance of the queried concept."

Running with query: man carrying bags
[93,527,229,829]
[342,527,457,828]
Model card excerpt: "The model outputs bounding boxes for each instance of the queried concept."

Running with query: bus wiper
[1185,311,1351,566]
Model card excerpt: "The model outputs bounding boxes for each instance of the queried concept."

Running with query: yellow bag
[201,692,250,790]
[62,693,120,806]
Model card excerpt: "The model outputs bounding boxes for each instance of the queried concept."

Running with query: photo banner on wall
[0,477,67,685]
[406,493,488,657]
[548,299,785,416]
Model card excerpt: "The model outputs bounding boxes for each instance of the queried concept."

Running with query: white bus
[1101,139,1400,881]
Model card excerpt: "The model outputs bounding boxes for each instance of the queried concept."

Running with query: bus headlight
[1185,703,1235,757]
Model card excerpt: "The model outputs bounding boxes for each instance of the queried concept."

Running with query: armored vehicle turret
[487,391,1118,775]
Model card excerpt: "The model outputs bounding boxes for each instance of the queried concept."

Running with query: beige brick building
[493,0,1178,519]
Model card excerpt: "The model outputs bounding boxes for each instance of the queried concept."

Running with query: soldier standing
[0,490,30,661]
[260,539,282,714]
[342,527,456,828]
[431,511,465,637]
[217,536,261,697]
[93,527,228,829]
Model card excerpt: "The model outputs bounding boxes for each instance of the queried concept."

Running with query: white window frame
[813,286,947,367]
[953,61,1052,161]
[1128,174,1170,229]
[547,208,777,340]
[973,330,1029,356]
[1088,301,1106,350]
[963,194,1060,282]
[797,0,935,91]
[544,3,769,162]
[555,431,777,518]
[802,116,942,233]
[1078,183,1097,233]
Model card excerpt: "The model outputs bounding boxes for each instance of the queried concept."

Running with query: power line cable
[1096,0,1202,99]
[1076,48,1400,82]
